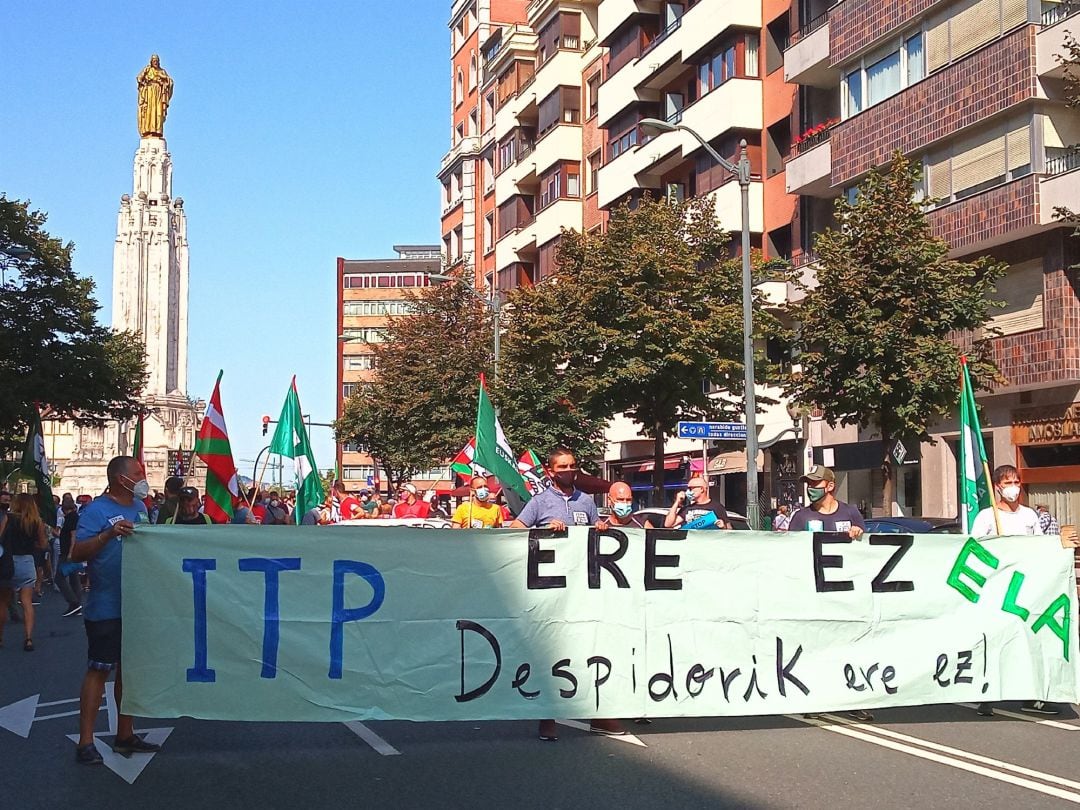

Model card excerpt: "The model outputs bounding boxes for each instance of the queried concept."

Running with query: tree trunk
[652,423,666,507]
[880,428,894,519]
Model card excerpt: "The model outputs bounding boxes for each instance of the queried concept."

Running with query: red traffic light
[261,415,270,425]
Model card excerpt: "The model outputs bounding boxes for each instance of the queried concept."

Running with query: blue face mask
[475,487,490,501]
[613,503,633,518]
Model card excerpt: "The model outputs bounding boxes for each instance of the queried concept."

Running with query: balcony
[598,0,661,45]
[1037,3,1080,79]
[784,125,835,196]
[783,15,833,88]
[705,179,764,235]
[438,135,481,178]
[531,123,583,176]
[534,198,583,245]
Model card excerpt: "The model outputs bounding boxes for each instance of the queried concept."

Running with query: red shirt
[393,499,431,519]
[339,496,362,521]
[251,504,266,524]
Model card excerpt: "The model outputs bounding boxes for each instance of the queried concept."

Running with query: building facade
[445,0,1080,519]
[785,0,1080,518]
[336,245,445,495]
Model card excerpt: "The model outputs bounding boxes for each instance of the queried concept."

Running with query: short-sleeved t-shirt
[362,499,378,514]
[515,487,599,528]
[339,496,363,521]
[971,505,1043,537]
[677,499,729,529]
[393,500,431,519]
[788,501,866,533]
[451,500,504,528]
[75,495,147,621]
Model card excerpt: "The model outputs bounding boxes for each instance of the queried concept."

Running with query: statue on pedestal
[137,54,173,138]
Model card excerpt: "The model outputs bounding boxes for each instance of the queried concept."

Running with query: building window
[469,51,477,89]
[343,274,431,290]
[455,69,464,106]
[608,110,642,161]
[841,32,925,119]
[343,300,415,316]
[540,170,561,208]
[498,136,515,173]
[924,116,1032,203]
[587,72,601,118]
[343,465,376,481]
[587,150,600,194]
[469,107,478,137]
[483,91,495,130]
[341,327,386,343]
[567,170,580,197]
[344,355,376,371]
[342,383,358,398]
[484,212,495,253]
[697,33,759,98]
[538,86,581,138]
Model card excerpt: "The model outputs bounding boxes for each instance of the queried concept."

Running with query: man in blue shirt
[70,455,160,765]
[510,447,602,531]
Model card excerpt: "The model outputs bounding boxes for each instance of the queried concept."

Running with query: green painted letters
[946,538,999,603]
[1031,594,1072,662]
[1001,572,1031,621]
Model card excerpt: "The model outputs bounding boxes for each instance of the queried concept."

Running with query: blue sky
[1,0,449,473]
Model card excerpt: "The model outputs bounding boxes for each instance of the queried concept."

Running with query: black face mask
[553,470,578,488]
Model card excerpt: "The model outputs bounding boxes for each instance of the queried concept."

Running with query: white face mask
[122,474,150,500]
[1000,484,1021,503]
[475,487,490,501]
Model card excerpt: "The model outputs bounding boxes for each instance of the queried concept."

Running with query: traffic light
[262,415,270,436]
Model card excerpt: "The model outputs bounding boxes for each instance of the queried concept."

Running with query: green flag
[21,406,55,527]
[958,357,992,534]
[473,376,531,503]
[269,377,324,524]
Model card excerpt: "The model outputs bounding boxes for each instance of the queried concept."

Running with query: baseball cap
[800,465,835,484]
[402,483,417,495]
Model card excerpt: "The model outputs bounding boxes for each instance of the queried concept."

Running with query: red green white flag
[132,412,145,467]
[195,370,239,523]
[450,437,489,479]
[517,448,550,496]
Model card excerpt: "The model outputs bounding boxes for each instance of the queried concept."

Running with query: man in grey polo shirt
[510,447,600,531]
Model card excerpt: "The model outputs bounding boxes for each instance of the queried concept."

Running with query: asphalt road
[3,589,1080,809]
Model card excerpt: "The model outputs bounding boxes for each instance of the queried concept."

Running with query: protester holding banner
[786,465,865,539]
[510,448,602,532]
[451,475,503,528]
[664,476,730,530]
[69,455,161,765]
[607,481,650,528]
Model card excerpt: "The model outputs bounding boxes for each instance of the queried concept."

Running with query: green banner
[121,526,1080,721]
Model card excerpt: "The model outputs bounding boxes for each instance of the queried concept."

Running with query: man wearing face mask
[451,475,504,528]
[787,465,865,539]
[607,481,651,528]
[510,448,602,533]
[664,476,730,530]
[69,455,159,765]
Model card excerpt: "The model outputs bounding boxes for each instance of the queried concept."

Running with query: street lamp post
[428,272,501,386]
[638,118,760,528]
[0,245,32,285]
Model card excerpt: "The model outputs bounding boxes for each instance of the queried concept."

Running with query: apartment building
[782,0,1080,519]
[336,245,442,495]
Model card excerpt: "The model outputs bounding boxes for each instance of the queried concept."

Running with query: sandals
[23,638,34,652]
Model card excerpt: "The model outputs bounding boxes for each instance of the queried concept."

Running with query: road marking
[35,709,81,721]
[38,697,80,708]
[105,681,118,734]
[555,719,648,747]
[790,714,1080,804]
[66,728,173,785]
[956,703,1080,731]
[344,721,401,755]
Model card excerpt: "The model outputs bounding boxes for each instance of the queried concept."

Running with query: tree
[0,195,148,458]
[334,277,493,489]
[786,152,1005,513]
[498,195,788,502]
[1053,32,1080,229]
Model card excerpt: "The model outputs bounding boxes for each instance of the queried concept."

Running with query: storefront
[1011,403,1080,526]
[812,439,922,517]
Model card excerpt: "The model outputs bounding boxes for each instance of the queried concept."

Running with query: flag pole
[985,459,1002,536]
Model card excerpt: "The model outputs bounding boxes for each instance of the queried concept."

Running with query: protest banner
[120,526,1080,722]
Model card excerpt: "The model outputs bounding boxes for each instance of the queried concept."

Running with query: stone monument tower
[60,55,204,494]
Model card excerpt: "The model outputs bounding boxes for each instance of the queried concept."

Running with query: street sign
[677,421,748,440]
[892,439,908,466]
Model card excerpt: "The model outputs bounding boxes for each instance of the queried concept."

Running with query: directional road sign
[677,421,748,441]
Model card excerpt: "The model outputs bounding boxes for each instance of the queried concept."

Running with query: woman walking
[0,494,49,651]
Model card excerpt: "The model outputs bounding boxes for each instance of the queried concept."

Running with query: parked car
[864,517,958,534]
[630,507,751,530]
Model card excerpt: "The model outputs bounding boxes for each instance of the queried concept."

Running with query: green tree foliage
[334,278,493,488]
[786,152,1005,510]
[1053,32,1080,230]
[498,195,788,501]
[0,195,148,458]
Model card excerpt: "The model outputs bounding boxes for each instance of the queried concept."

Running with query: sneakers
[62,604,82,617]
[846,709,874,722]
[589,718,628,736]
[75,744,103,765]
[537,719,559,742]
[977,702,995,717]
[1021,701,1061,716]
[112,734,161,757]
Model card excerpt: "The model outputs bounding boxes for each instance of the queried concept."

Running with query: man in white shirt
[973,465,1075,717]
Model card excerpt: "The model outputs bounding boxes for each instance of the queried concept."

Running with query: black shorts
[85,618,122,671]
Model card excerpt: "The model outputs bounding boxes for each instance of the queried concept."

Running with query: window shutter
[1007,120,1031,173]
[951,131,1007,194]
[989,259,1044,334]
[927,152,952,199]
[950,0,999,62]
[1002,0,1027,30]
[926,13,950,72]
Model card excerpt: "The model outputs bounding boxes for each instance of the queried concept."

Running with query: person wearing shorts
[0,494,48,651]
[70,456,161,765]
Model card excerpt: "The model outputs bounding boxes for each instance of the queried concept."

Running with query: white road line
[104,682,118,735]
[344,721,402,756]
[35,709,81,721]
[37,697,80,708]
[789,714,1080,804]
[956,703,1080,731]
[555,719,648,747]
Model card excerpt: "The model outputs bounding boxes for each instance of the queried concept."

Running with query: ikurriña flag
[195,370,240,523]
